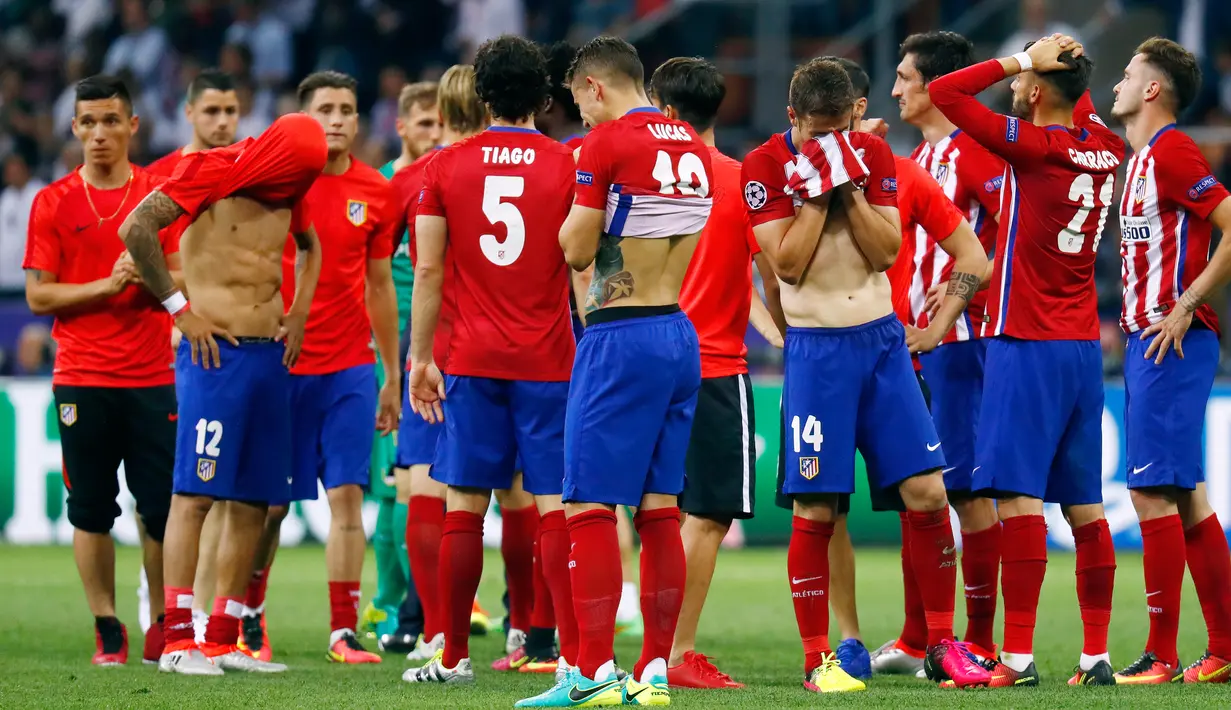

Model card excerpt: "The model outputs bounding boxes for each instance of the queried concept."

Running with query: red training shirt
[887,156,964,330]
[680,146,761,379]
[145,147,189,178]
[23,166,177,387]
[930,61,1126,341]
[282,157,398,375]
[418,127,576,381]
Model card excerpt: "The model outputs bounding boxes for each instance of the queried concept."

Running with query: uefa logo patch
[59,404,77,427]
[346,199,368,227]
[799,457,819,480]
[197,458,216,483]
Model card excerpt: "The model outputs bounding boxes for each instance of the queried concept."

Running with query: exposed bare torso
[780,199,892,328]
[586,232,700,312]
[179,196,289,338]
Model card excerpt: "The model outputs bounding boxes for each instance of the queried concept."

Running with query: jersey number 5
[1058,173,1114,254]
[652,151,710,198]
[481,175,525,266]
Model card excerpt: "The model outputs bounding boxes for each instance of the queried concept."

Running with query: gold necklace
[82,168,134,227]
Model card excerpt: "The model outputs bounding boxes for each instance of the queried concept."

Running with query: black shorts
[775,370,931,514]
[54,384,175,534]
[680,374,756,520]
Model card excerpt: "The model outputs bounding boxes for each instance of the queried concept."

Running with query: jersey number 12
[481,175,525,266]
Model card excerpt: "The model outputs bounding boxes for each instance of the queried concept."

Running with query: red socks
[1141,515,1185,665]
[407,495,445,639]
[1000,514,1047,654]
[501,504,539,633]
[245,566,271,612]
[1073,518,1115,656]
[789,516,834,674]
[633,507,685,680]
[568,509,622,680]
[163,587,195,645]
[540,510,578,663]
[1185,514,1231,658]
[906,508,957,647]
[328,581,361,633]
[960,522,1002,653]
[440,510,484,667]
[204,595,244,647]
[530,533,556,630]
[896,513,927,652]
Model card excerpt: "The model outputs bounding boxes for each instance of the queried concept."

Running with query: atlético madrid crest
[59,404,77,427]
[197,458,216,483]
[347,199,368,227]
[799,457,819,480]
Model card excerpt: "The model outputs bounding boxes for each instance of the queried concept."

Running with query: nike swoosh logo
[942,546,956,555]
[927,442,942,452]
[1145,590,1162,597]
[625,687,648,701]
[972,466,981,474]
[569,681,618,702]
[1014,677,1033,685]
[941,467,956,475]
[964,584,987,591]
[791,575,825,585]
[1132,463,1153,474]
[1198,663,1231,681]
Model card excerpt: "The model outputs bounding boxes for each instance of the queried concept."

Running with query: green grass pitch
[2,544,1228,708]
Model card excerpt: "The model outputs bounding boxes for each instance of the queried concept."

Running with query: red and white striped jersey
[909,130,1005,342]
[1118,124,1227,335]
[573,107,713,238]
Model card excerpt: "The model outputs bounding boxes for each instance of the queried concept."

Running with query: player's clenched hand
[275,312,307,368]
[1141,309,1192,364]
[108,252,139,295]
[409,361,446,424]
[1026,34,1083,72]
[376,380,401,435]
[175,310,238,370]
[859,118,889,138]
[905,323,943,355]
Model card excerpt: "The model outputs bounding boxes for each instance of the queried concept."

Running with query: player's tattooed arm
[946,271,980,303]
[118,191,186,300]
[585,234,635,312]
[908,218,985,354]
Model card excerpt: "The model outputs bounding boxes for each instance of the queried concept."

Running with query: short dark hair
[566,36,644,88]
[474,35,552,122]
[75,74,133,115]
[1135,36,1201,113]
[789,58,854,118]
[187,69,235,103]
[297,71,359,108]
[649,57,726,132]
[899,31,976,83]
[1025,41,1093,106]
[820,56,869,100]
[546,41,582,122]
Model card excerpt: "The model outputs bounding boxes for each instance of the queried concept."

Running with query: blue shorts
[973,338,1103,505]
[431,376,567,495]
[396,381,443,468]
[563,308,700,507]
[173,340,291,503]
[283,364,377,502]
[920,339,988,493]
[1124,329,1219,490]
[781,314,944,497]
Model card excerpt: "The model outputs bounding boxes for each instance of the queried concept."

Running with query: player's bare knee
[393,467,412,504]
[225,499,269,528]
[171,492,214,522]
[565,501,616,518]
[265,504,290,526]
[535,494,564,516]
[447,486,492,515]
[792,495,837,522]
[997,495,1043,520]
[326,484,365,523]
[898,471,949,512]
[1062,502,1105,529]
[495,480,534,511]
[1178,484,1215,529]
[639,493,678,512]
[952,495,998,532]
[1129,487,1180,521]
[684,513,732,539]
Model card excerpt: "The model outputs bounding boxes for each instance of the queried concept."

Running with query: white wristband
[162,291,188,315]
[1012,52,1033,72]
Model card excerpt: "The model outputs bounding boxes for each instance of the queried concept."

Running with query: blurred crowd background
[0,0,1229,376]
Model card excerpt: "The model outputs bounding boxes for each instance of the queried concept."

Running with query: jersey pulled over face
[574,107,713,238]
[418,127,577,381]
[1119,125,1227,336]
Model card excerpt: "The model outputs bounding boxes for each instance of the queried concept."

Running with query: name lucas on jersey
[1068,148,1120,171]
[648,123,691,142]
[482,146,536,165]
